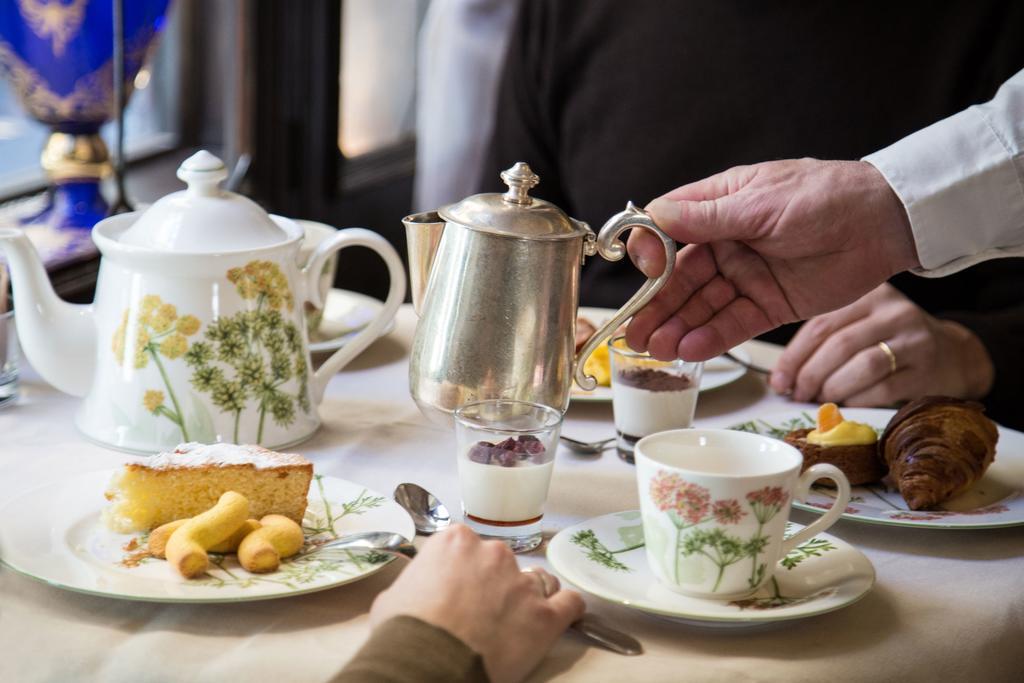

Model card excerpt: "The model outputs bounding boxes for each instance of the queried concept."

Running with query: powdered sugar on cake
[142,442,309,469]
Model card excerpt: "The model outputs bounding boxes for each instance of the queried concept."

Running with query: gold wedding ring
[877,341,897,375]
[522,567,559,597]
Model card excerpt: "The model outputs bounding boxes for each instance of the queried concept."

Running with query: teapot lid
[439,162,585,239]
[116,150,292,252]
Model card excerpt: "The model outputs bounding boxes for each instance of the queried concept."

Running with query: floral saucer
[0,471,414,603]
[309,289,395,354]
[547,511,874,627]
[730,407,1024,529]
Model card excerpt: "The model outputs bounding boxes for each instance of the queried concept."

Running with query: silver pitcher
[405,162,676,424]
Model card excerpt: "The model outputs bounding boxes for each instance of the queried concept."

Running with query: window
[337,0,427,159]
[0,5,182,197]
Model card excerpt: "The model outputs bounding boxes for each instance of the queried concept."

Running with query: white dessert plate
[309,288,396,354]
[548,511,874,627]
[571,306,750,402]
[730,407,1024,529]
[0,470,415,603]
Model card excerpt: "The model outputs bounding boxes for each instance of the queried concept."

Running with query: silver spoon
[301,485,446,557]
[560,435,616,455]
[391,482,643,656]
[723,351,772,376]
[394,482,451,534]
[301,531,418,559]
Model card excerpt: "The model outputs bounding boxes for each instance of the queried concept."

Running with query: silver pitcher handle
[573,202,676,391]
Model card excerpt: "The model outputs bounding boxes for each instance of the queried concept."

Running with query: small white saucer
[309,288,395,354]
[547,511,875,627]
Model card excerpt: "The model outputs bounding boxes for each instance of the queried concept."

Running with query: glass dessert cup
[609,337,704,464]
[453,399,562,552]
[0,309,18,408]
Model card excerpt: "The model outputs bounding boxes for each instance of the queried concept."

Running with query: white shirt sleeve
[863,68,1024,278]
[413,0,521,212]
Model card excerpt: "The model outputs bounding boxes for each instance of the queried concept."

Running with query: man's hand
[370,525,585,683]
[625,159,920,361]
[771,283,994,405]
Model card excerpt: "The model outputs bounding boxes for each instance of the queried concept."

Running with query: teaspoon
[393,482,452,535]
[301,531,418,559]
[391,482,643,656]
[559,435,616,455]
[723,351,772,376]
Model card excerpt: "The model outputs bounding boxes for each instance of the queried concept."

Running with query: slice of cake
[103,442,313,533]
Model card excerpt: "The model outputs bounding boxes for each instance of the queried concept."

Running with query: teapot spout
[0,228,95,397]
[402,212,445,317]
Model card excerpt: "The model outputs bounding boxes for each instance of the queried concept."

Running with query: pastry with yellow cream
[103,442,313,533]
[784,403,885,485]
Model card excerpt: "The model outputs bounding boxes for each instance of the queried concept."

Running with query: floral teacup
[635,429,851,600]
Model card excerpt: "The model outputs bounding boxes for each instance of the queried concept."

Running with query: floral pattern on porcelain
[109,259,312,447]
[184,260,310,444]
[807,500,862,515]
[646,470,789,592]
[112,294,202,441]
[570,517,840,610]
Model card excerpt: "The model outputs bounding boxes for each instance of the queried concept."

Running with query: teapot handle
[573,202,675,391]
[303,228,407,404]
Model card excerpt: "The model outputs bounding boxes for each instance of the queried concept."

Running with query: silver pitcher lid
[439,162,586,239]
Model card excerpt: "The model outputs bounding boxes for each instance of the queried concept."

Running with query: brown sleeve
[331,616,489,683]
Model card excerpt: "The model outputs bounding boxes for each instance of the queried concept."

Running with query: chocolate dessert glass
[609,337,703,464]
[453,399,562,552]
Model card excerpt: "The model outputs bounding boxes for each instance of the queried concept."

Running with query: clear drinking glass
[609,336,703,464]
[453,399,563,553]
[0,309,18,408]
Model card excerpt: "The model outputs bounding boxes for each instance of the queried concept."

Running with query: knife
[571,613,644,656]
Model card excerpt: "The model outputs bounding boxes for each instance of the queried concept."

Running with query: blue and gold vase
[0,0,171,229]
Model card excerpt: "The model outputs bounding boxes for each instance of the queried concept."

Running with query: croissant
[879,396,998,510]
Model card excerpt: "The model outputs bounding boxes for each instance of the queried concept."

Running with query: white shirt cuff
[863,81,1024,278]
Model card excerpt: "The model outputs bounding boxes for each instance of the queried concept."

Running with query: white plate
[548,511,874,626]
[571,307,750,402]
[0,471,415,603]
[730,407,1024,529]
[309,288,395,354]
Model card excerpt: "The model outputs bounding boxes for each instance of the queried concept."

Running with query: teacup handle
[303,228,407,403]
[573,202,676,390]
[780,464,851,555]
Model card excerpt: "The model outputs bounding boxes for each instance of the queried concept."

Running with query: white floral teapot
[0,151,406,453]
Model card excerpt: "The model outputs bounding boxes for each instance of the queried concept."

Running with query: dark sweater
[333,616,488,683]
[483,0,1024,428]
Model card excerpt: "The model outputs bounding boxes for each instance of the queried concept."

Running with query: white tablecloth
[1,305,1021,682]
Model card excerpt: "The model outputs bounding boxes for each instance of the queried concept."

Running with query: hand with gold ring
[771,283,994,406]
[368,525,585,683]
[876,341,897,376]
[521,566,560,597]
